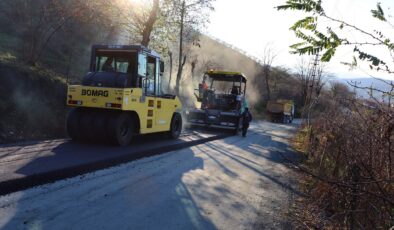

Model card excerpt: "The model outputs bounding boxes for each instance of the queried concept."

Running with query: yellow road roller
[66,45,182,146]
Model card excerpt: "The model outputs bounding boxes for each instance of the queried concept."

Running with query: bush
[301,96,394,228]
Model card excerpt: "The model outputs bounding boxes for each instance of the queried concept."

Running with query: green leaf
[290,42,307,49]
[290,16,316,31]
[354,47,386,66]
[276,0,324,14]
[321,48,335,62]
[371,3,386,21]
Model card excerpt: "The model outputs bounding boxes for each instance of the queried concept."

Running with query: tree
[260,44,278,101]
[163,0,215,95]
[141,0,160,46]
[0,0,87,65]
[0,0,119,66]
[330,81,354,100]
[121,0,161,47]
[294,54,328,122]
[277,2,394,228]
[118,0,179,92]
[277,0,394,78]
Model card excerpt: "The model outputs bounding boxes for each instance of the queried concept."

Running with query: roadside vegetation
[0,53,67,142]
[279,0,394,228]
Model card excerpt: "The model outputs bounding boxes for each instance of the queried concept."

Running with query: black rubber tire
[79,110,95,142]
[91,111,110,143]
[66,108,83,141]
[169,113,182,139]
[107,112,134,146]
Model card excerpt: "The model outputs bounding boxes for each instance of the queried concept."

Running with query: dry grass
[289,95,394,228]
[292,125,311,155]
[0,52,67,84]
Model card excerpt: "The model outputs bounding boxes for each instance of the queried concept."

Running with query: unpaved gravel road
[0,121,301,230]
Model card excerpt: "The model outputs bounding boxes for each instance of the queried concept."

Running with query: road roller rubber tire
[107,112,134,146]
[91,111,110,143]
[168,113,182,139]
[66,108,83,141]
[79,110,95,142]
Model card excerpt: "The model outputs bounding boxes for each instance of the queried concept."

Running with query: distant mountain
[335,78,393,99]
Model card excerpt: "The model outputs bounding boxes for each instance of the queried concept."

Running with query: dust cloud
[164,34,265,109]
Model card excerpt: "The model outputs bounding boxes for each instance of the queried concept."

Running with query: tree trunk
[141,0,159,47]
[191,60,196,79]
[264,65,271,101]
[30,7,83,65]
[175,0,185,96]
[176,55,187,95]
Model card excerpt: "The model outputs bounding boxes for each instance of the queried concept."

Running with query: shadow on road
[183,122,305,229]
[1,148,217,230]
[0,121,304,229]
[206,139,303,198]
[3,132,205,192]
[202,122,304,196]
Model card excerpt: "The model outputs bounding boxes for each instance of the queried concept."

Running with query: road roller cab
[66,45,182,146]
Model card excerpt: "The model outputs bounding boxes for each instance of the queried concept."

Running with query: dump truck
[266,100,295,123]
[66,45,182,146]
[185,70,248,132]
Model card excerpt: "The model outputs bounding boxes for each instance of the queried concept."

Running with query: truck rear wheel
[169,113,182,139]
[108,112,134,146]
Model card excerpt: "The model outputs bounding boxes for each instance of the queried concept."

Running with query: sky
[206,0,394,80]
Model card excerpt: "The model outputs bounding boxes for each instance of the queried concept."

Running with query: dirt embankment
[0,62,68,143]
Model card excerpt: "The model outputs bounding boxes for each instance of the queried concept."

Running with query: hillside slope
[177,34,301,108]
[0,57,68,143]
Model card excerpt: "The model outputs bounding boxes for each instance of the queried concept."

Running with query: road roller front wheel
[168,113,182,139]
